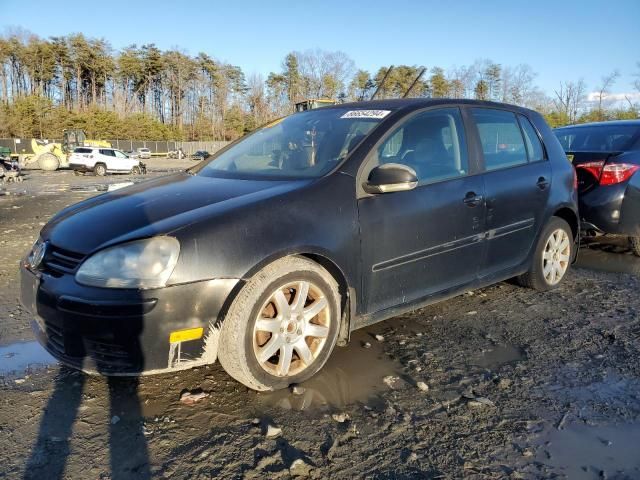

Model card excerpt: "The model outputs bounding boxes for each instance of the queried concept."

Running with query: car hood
[42,173,310,255]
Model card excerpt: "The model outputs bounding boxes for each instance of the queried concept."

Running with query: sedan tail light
[575,160,639,186]
[600,163,640,185]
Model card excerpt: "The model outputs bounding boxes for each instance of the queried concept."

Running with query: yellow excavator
[23,129,111,171]
[294,99,337,112]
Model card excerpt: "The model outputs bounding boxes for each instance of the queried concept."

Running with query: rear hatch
[70,149,93,164]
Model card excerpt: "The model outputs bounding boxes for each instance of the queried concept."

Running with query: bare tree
[294,49,355,99]
[501,64,537,106]
[553,80,586,123]
[246,73,268,126]
[595,70,620,114]
[447,65,476,98]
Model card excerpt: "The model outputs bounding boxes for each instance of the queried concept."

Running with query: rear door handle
[463,191,483,207]
[537,177,549,190]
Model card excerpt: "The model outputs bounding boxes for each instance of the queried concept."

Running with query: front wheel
[629,236,640,257]
[131,166,141,175]
[218,256,341,391]
[517,217,574,291]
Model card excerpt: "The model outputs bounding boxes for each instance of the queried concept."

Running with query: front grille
[43,320,139,371]
[42,245,85,275]
[84,337,140,372]
[44,321,65,356]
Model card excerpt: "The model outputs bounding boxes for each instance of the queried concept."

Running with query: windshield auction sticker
[340,110,391,119]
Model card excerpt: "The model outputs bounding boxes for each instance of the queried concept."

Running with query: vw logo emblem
[29,241,47,270]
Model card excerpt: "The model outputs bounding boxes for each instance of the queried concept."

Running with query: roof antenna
[403,67,426,98]
[370,65,394,101]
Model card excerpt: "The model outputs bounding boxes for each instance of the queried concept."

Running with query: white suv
[69,147,145,176]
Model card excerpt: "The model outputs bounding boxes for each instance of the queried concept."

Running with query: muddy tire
[218,256,341,391]
[629,236,640,257]
[94,163,107,176]
[131,166,141,175]
[38,153,60,171]
[517,217,574,291]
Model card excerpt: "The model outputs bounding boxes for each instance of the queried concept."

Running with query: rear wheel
[218,256,341,391]
[517,217,573,291]
[38,153,60,171]
[94,163,107,176]
[629,236,640,257]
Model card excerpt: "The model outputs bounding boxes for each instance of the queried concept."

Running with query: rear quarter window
[74,148,92,154]
[518,115,545,162]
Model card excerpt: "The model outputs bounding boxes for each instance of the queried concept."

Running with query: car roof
[321,98,538,115]
[555,119,640,130]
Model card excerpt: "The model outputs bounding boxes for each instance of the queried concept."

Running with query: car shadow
[24,323,151,479]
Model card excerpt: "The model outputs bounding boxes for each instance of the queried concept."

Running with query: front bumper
[20,263,238,375]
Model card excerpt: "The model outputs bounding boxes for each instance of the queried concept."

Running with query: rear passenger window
[74,148,92,154]
[100,149,115,157]
[518,115,545,162]
[471,109,528,171]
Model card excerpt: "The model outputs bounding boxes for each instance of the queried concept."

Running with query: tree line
[0,30,638,141]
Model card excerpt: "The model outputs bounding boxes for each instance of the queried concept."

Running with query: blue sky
[2,0,639,97]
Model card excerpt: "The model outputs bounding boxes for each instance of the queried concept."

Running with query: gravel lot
[1,160,639,479]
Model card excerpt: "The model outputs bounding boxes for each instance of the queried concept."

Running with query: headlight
[26,238,46,270]
[75,237,180,289]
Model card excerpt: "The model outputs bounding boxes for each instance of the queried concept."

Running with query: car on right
[192,150,210,161]
[136,147,152,159]
[555,120,640,256]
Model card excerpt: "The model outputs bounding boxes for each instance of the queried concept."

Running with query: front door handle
[463,191,483,207]
[537,177,549,190]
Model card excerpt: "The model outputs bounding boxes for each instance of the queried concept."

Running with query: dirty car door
[357,107,486,314]
[469,108,552,276]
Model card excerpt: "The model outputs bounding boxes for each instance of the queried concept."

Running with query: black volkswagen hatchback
[21,99,578,391]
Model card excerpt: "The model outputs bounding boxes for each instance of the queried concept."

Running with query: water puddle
[577,244,640,276]
[536,422,640,479]
[471,344,526,369]
[70,181,135,193]
[0,340,58,377]
[257,330,401,411]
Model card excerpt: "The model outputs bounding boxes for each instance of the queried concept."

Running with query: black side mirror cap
[364,163,418,194]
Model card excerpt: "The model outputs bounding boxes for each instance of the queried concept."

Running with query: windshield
[195,108,390,179]
[555,124,640,152]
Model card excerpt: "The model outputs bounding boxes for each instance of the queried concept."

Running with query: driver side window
[375,108,469,185]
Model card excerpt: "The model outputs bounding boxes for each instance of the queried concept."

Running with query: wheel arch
[237,248,354,345]
[553,206,579,240]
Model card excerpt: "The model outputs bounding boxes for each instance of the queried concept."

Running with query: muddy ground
[1,161,639,479]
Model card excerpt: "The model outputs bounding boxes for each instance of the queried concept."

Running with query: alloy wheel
[542,228,570,285]
[253,280,331,377]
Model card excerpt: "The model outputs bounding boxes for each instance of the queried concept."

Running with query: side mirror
[364,163,418,194]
